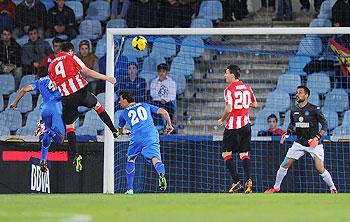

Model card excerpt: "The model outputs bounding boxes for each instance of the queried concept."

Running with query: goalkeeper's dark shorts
[62,86,97,125]
[221,124,251,153]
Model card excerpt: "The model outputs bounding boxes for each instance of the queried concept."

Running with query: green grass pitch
[0,193,349,222]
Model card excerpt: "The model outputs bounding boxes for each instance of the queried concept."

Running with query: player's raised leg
[314,155,337,193]
[222,152,242,193]
[152,157,167,191]
[93,102,119,138]
[265,157,295,193]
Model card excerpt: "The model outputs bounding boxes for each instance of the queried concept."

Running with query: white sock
[320,169,336,190]
[273,167,288,189]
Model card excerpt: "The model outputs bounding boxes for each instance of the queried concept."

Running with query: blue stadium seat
[25,109,41,128]
[297,36,323,57]
[86,1,110,21]
[76,126,97,136]
[78,106,90,113]
[276,74,301,94]
[19,75,37,94]
[288,55,311,73]
[284,69,307,76]
[169,74,186,96]
[83,110,104,131]
[307,72,331,95]
[332,125,350,136]
[16,35,29,46]
[281,110,290,130]
[16,125,36,135]
[42,0,54,11]
[35,95,43,110]
[308,94,320,106]
[317,0,333,19]
[309,18,332,27]
[78,20,102,40]
[170,55,195,79]
[197,0,223,20]
[323,88,349,112]
[341,110,350,127]
[265,90,291,112]
[151,37,176,59]
[178,36,204,58]
[0,94,3,111]
[0,74,15,95]
[139,71,157,88]
[95,36,107,59]
[122,37,148,58]
[71,37,92,53]
[65,1,84,21]
[322,109,338,130]
[97,93,105,107]
[190,18,213,39]
[0,109,22,131]
[7,92,33,113]
[12,0,21,5]
[107,19,127,28]
[0,125,10,135]
[141,54,166,73]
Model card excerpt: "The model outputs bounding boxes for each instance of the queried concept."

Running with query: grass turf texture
[0,193,349,222]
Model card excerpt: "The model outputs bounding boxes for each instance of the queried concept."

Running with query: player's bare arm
[218,104,232,126]
[250,101,258,108]
[118,127,131,135]
[157,108,174,134]
[10,85,34,109]
[81,66,116,84]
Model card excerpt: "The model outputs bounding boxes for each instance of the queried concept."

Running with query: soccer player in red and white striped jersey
[48,42,118,172]
[218,64,258,193]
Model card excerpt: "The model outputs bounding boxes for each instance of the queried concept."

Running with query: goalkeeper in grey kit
[265,86,337,193]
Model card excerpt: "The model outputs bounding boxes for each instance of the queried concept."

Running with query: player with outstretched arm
[218,64,258,193]
[48,42,118,172]
[10,75,65,173]
[265,86,337,193]
[117,91,174,194]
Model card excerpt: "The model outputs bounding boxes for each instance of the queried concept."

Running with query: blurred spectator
[272,0,293,21]
[0,0,16,32]
[223,0,248,21]
[257,114,285,136]
[127,0,158,27]
[0,27,21,88]
[260,0,275,12]
[14,0,47,39]
[76,39,99,94]
[300,0,323,13]
[118,62,147,102]
[332,0,350,27]
[36,37,63,77]
[150,63,176,125]
[46,0,77,41]
[21,26,53,75]
[158,0,194,27]
[111,0,130,19]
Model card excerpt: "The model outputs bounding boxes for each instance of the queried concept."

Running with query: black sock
[225,157,239,183]
[242,158,251,182]
[67,131,78,154]
[97,110,118,133]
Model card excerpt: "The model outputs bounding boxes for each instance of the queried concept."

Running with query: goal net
[105,28,350,194]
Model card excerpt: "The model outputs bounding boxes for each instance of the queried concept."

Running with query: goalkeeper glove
[280,130,291,144]
[308,133,321,148]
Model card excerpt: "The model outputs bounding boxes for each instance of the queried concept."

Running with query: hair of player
[28,26,38,33]
[2,27,12,34]
[128,61,138,69]
[118,91,135,103]
[157,63,168,72]
[227,64,241,79]
[52,37,63,45]
[297,85,310,97]
[61,42,75,52]
[267,114,278,123]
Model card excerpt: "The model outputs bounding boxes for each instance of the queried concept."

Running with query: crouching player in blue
[10,75,65,173]
[118,91,174,194]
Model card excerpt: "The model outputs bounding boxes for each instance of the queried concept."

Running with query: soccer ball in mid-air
[132,36,147,51]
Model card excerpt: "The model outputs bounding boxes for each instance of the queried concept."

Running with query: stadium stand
[86,1,110,22]
[0,125,10,135]
[169,55,195,79]
[7,92,32,113]
[76,126,97,136]
[151,37,177,59]
[18,74,37,94]
[306,72,331,95]
[197,0,223,21]
[0,74,15,95]
[65,1,84,22]
[323,88,349,113]
[276,73,301,94]
[78,19,102,40]
[0,94,3,111]
[0,109,22,132]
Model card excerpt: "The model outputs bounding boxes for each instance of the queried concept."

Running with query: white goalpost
[103,27,350,194]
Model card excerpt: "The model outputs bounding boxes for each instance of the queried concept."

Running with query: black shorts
[221,124,251,153]
[61,87,98,125]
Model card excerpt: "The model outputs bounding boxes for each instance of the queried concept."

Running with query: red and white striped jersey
[48,52,88,96]
[224,80,256,129]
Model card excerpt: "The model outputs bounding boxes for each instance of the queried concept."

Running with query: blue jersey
[31,76,61,105]
[119,103,159,143]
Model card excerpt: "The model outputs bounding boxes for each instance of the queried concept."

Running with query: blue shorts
[41,102,65,136]
[127,139,161,162]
